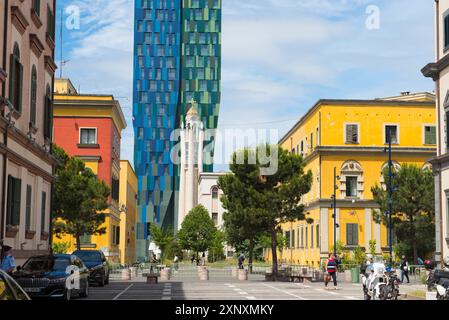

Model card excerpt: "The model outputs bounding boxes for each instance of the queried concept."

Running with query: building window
[30,66,37,126]
[316,224,320,248]
[310,133,314,151]
[41,192,47,232]
[111,177,120,201]
[346,223,359,246]
[25,185,32,231]
[446,195,449,238]
[212,212,218,226]
[32,0,41,16]
[310,224,314,248]
[285,231,291,248]
[345,124,359,144]
[346,176,358,197]
[80,128,97,145]
[9,43,23,112]
[43,85,52,140]
[446,111,449,152]
[385,125,398,144]
[112,226,120,245]
[424,126,436,145]
[212,187,218,199]
[445,13,449,49]
[6,176,21,226]
[300,227,304,248]
[305,226,308,248]
[47,7,55,40]
[291,229,295,249]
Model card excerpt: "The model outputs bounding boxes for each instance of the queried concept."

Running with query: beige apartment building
[0,0,57,264]
[422,0,449,264]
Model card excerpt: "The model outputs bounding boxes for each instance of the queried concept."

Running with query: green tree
[221,145,312,278]
[178,205,217,260]
[369,239,377,256]
[208,230,226,263]
[52,242,71,254]
[52,145,110,250]
[371,164,435,263]
[150,224,174,263]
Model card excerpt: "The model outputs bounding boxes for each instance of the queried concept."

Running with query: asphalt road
[80,278,368,301]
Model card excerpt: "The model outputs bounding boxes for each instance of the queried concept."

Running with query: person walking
[173,255,179,271]
[400,255,410,284]
[0,246,16,275]
[201,253,206,266]
[191,254,196,264]
[325,253,338,290]
[238,253,245,270]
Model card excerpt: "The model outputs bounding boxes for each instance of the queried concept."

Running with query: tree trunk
[248,239,254,274]
[76,234,81,251]
[270,229,278,280]
[412,239,418,265]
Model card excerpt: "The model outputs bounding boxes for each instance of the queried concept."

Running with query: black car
[72,250,109,286]
[12,254,89,300]
[0,270,30,300]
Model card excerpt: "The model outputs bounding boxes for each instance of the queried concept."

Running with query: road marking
[294,283,311,289]
[344,296,360,300]
[247,296,257,300]
[261,283,307,300]
[233,288,243,292]
[315,288,338,295]
[227,285,236,288]
[162,297,171,300]
[112,284,134,300]
[238,291,248,295]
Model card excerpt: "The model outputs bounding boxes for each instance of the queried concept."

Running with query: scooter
[424,260,449,300]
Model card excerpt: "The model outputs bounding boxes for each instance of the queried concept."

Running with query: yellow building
[267,92,437,267]
[119,160,138,265]
[52,79,127,262]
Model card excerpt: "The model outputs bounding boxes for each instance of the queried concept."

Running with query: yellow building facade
[52,79,127,262]
[267,93,437,267]
[119,160,138,265]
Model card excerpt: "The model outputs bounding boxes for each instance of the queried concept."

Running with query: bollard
[198,267,209,280]
[121,268,131,280]
[238,269,248,281]
[160,268,171,281]
[232,268,238,277]
[344,270,352,282]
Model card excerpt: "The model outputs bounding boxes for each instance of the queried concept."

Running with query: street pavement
[81,276,369,301]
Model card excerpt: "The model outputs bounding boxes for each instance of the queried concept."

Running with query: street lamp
[331,167,340,257]
[384,128,394,266]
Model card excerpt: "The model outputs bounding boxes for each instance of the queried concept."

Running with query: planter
[5,226,19,238]
[344,270,352,282]
[238,269,248,281]
[121,268,131,280]
[40,231,50,241]
[161,268,171,281]
[232,268,238,277]
[199,268,209,281]
[25,230,36,240]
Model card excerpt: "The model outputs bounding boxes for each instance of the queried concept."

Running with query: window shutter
[354,224,359,245]
[346,224,352,245]
[346,125,352,143]
[8,54,15,105]
[41,192,46,232]
[6,175,14,225]
[430,126,436,145]
[26,185,32,230]
[12,177,21,226]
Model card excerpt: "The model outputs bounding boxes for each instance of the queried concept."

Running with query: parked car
[12,254,89,300]
[0,270,30,300]
[72,250,109,286]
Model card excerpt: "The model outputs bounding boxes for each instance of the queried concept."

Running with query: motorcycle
[362,262,390,300]
[384,270,400,300]
[424,260,449,300]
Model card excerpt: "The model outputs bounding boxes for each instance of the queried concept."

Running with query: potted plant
[25,229,36,239]
[41,230,50,241]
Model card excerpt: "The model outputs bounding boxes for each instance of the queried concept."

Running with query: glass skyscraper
[133,0,221,259]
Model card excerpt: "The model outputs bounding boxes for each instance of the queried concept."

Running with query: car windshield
[73,251,101,263]
[22,257,70,272]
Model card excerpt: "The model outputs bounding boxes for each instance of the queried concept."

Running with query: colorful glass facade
[133,0,221,260]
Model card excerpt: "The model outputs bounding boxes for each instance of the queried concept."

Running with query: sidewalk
[398,283,427,300]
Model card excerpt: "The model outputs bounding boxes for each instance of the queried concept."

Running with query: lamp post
[385,129,394,266]
[331,167,340,257]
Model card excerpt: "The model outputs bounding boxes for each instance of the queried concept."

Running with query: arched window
[32,0,41,16]
[340,160,364,199]
[211,187,219,199]
[30,66,37,126]
[9,43,23,112]
[43,85,52,140]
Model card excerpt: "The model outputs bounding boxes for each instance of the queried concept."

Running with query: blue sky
[55,0,435,171]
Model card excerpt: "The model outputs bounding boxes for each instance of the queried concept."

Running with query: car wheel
[63,289,71,301]
[79,281,89,298]
[98,276,105,287]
